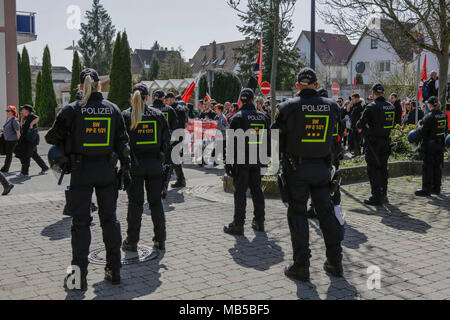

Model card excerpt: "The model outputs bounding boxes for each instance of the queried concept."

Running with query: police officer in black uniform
[356,83,396,206]
[273,68,343,281]
[122,84,171,252]
[46,68,130,290]
[224,88,269,236]
[415,96,447,196]
[151,90,178,198]
[166,92,187,188]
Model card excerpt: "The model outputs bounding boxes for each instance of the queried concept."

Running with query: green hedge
[199,69,241,104]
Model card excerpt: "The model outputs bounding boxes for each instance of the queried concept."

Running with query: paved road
[0,133,449,300]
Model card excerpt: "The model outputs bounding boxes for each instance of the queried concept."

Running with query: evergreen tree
[20,47,33,106]
[69,51,83,103]
[149,55,160,80]
[108,32,122,105]
[158,51,192,80]
[35,71,42,111]
[78,0,116,75]
[199,69,241,104]
[38,46,58,126]
[118,31,132,109]
[17,52,23,106]
[151,41,161,50]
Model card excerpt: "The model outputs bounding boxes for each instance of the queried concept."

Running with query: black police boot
[284,263,310,282]
[122,239,138,252]
[224,222,244,236]
[307,206,318,219]
[251,219,265,232]
[364,197,383,206]
[63,274,88,291]
[153,239,165,251]
[171,179,186,188]
[104,267,121,285]
[431,188,441,196]
[2,184,14,196]
[415,189,431,197]
[323,260,343,277]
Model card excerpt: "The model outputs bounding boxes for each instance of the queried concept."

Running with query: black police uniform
[417,108,447,195]
[331,106,345,206]
[122,103,170,249]
[171,102,188,186]
[273,87,343,277]
[357,91,396,204]
[45,88,129,282]
[349,100,364,155]
[226,100,269,233]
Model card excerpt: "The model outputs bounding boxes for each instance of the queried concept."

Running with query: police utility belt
[69,152,119,172]
[283,153,331,172]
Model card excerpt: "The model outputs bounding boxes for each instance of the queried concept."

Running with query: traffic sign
[260,82,271,96]
[331,83,340,96]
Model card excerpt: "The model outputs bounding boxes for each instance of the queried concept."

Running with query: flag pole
[415,52,421,124]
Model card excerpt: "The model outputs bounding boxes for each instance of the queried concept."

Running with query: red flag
[204,94,211,102]
[418,88,423,102]
[353,77,357,89]
[421,55,428,81]
[182,74,201,103]
[256,34,264,85]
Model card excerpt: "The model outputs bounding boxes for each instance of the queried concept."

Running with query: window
[212,59,218,65]
[220,45,225,51]
[190,62,195,68]
[378,60,391,72]
[328,49,334,57]
[205,61,210,66]
[218,58,227,67]
[320,37,326,43]
[371,39,378,49]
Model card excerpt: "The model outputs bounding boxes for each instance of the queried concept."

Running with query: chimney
[212,41,217,63]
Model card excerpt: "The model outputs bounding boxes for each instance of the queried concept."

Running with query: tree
[149,55,160,80]
[152,41,161,50]
[17,52,22,106]
[119,31,132,110]
[78,0,116,75]
[69,51,82,103]
[20,47,33,106]
[108,32,122,104]
[158,51,193,80]
[35,71,42,110]
[228,0,299,123]
[199,69,242,104]
[38,46,58,127]
[319,0,449,107]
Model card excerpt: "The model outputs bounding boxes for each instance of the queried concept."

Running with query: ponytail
[131,90,145,130]
[81,75,100,106]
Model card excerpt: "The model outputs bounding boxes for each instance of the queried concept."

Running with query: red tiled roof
[301,31,354,66]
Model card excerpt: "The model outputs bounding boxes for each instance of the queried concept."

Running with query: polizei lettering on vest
[81,107,113,115]
[382,104,395,111]
[247,115,265,121]
[302,105,331,112]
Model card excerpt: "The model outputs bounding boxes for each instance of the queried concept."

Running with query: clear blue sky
[17,0,328,70]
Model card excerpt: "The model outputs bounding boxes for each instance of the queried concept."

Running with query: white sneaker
[16,173,28,178]
[205,164,214,169]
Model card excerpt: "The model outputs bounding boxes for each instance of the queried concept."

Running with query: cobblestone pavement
[0,148,449,300]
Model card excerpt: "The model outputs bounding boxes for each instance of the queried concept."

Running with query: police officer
[273,68,343,281]
[166,92,187,188]
[122,83,170,251]
[224,88,269,236]
[356,83,396,206]
[151,90,178,198]
[45,68,130,290]
[415,96,447,196]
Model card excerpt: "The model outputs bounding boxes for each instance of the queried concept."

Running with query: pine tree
[149,55,160,80]
[35,71,42,111]
[39,46,58,126]
[78,0,116,75]
[151,41,161,50]
[158,51,192,80]
[69,51,83,103]
[17,52,23,106]
[20,47,33,106]
[108,32,122,105]
[118,31,132,110]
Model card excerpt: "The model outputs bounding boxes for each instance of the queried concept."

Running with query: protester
[1,106,20,173]
[423,71,439,101]
[227,103,239,121]
[389,93,403,126]
[404,101,424,127]
[349,93,364,156]
[15,105,49,177]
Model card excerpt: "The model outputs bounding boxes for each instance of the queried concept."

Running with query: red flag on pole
[418,88,423,102]
[353,77,357,89]
[256,34,264,86]
[182,74,201,103]
[421,55,428,81]
[204,94,211,102]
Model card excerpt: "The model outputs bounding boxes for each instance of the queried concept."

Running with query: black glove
[117,168,132,191]
[225,164,235,177]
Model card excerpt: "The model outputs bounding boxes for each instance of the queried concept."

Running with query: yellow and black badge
[436,119,446,136]
[83,118,111,147]
[384,111,395,129]
[135,121,157,145]
[301,115,329,143]
[249,123,265,145]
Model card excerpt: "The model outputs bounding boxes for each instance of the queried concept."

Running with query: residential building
[294,30,354,87]
[131,48,179,81]
[31,65,72,107]
[189,38,251,76]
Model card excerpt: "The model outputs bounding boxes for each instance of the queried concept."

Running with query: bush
[199,69,241,104]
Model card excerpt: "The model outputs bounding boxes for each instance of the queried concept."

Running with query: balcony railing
[16,11,36,35]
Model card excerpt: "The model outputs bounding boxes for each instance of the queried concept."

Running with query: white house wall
[295,34,323,69]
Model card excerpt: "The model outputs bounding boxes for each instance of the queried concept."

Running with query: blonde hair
[131,90,145,130]
[81,75,100,106]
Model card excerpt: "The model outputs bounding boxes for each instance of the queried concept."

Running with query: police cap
[317,88,329,98]
[165,92,175,99]
[80,68,100,83]
[297,67,318,85]
[427,96,439,107]
[240,88,255,102]
[153,90,165,99]
[133,83,149,97]
[176,95,182,101]
[372,83,385,93]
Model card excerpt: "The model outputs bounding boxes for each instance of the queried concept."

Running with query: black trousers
[1,140,17,172]
[233,165,265,225]
[286,161,343,265]
[350,129,362,155]
[331,141,341,206]
[0,172,9,187]
[422,141,444,192]
[365,136,391,200]
[67,157,122,277]
[127,154,165,243]
[20,147,48,175]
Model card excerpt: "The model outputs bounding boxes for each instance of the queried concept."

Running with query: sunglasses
[6,110,12,113]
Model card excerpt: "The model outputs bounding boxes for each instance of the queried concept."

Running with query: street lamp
[64,40,80,56]
[310,0,316,70]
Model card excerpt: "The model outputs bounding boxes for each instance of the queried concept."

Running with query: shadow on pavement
[41,217,72,241]
[162,188,185,214]
[326,275,358,300]
[228,232,284,271]
[295,281,321,300]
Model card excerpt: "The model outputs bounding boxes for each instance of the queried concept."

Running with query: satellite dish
[356,62,366,74]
